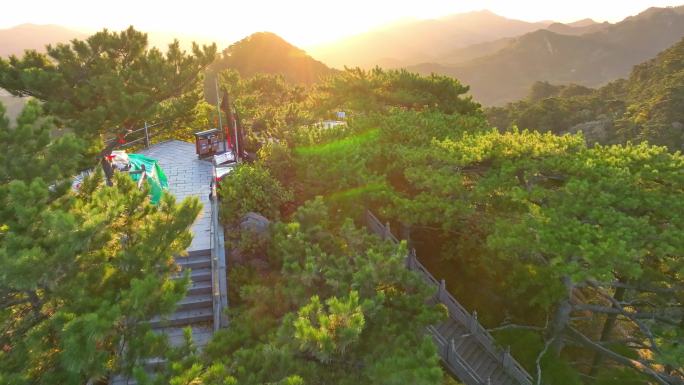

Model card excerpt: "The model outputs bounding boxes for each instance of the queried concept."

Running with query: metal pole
[214,77,224,152]
[233,106,240,162]
[144,121,149,148]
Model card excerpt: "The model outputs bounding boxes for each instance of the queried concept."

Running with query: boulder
[566,119,613,145]
[239,212,271,237]
[230,213,271,269]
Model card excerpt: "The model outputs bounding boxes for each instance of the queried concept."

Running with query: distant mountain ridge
[308,10,552,69]
[0,24,87,57]
[568,18,600,27]
[546,20,611,36]
[407,5,684,105]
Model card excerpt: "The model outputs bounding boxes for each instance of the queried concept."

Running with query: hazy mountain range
[306,5,684,105]
[407,6,684,104]
[308,10,553,69]
[0,24,87,57]
[1,4,684,107]
[0,24,225,57]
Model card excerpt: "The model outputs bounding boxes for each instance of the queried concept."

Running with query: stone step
[436,319,454,335]
[454,335,474,353]
[149,307,213,328]
[186,249,211,259]
[187,280,212,296]
[175,256,211,271]
[110,375,136,385]
[108,358,165,385]
[478,357,500,381]
[468,348,490,377]
[156,325,214,348]
[490,367,512,385]
[452,333,469,351]
[177,293,213,311]
[459,338,481,363]
[173,267,211,283]
[442,321,463,341]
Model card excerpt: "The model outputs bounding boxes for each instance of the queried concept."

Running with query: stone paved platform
[140,140,212,251]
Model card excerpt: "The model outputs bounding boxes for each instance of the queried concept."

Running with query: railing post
[406,249,415,270]
[144,121,150,148]
[384,221,391,241]
[448,338,455,361]
[470,310,478,335]
[438,279,446,300]
[502,345,511,368]
[400,221,412,248]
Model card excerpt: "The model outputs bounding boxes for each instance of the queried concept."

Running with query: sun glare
[2,0,684,47]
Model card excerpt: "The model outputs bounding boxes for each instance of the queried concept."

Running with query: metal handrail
[209,176,229,330]
[104,120,174,149]
[209,185,220,331]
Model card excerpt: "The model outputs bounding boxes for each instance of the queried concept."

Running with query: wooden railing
[210,179,229,330]
[365,210,533,385]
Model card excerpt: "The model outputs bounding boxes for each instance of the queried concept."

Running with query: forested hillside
[211,67,684,384]
[210,32,334,85]
[487,37,684,149]
[203,32,336,104]
[1,23,683,385]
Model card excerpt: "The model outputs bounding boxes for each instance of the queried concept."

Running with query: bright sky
[1,0,682,47]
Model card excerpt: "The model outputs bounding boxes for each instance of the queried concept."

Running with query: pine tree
[0,27,216,153]
[0,102,201,384]
[198,198,445,385]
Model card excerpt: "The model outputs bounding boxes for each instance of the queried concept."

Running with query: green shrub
[218,164,292,226]
[257,141,295,186]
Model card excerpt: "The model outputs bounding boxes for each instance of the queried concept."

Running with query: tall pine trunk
[549,276,574,356]
[589,285,626,378]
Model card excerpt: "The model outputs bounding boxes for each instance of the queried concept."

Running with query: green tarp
[127,153,169,204]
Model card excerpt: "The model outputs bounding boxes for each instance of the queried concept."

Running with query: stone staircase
[366,210,533,385]
[150,249,214,346]
[110,141,229,385]
[110,249,214,385]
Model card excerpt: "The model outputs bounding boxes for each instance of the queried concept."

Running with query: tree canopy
[310,67,480,117]
[255,104,684,383]
[0,102,201,384]
[0,26,216,152]
[2,25,683,385]
[191,198,445,385]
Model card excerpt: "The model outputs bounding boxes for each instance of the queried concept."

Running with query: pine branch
[574,303,680,325]
[487,323,546,333]
[566,327,681,385]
